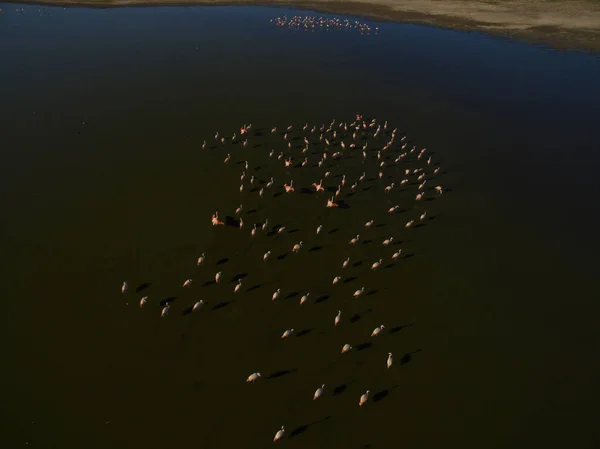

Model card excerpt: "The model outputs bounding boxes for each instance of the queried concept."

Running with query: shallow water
[1,4,600,449]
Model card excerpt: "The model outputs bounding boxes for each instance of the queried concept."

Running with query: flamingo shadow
[344,276,358,284]
[389,323,415,334]
[401,349,423,365]
[356,342,372,351]
[297,328,313,337]
[290,416,331,438]
[159,297,177,307]
[136,283,151,293]
[332,384,347,396]
[212,300,233,310]
[216,258,229,266]
[315,295,330,304]
[266,369,298,380]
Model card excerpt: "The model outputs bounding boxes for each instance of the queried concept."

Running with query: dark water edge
[1,4,600,449]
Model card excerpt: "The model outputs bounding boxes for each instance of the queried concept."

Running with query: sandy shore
[3,0,600,51]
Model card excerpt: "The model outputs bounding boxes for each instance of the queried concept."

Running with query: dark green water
[1,4,600,449]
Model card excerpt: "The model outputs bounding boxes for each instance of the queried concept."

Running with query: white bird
[392,250,402,260]
[334,310,341,326]
[300,293,310,305]
[382,237,394,246]
[332,276,342,285]
[234,279,242,293]
[262,220,268,232]
[197,253,206,265]
[161,303,170,318]
[316,224,323,235]
[292,241,303,253]
[281,329,294,339]
[139,296,147,308]
[121,281,128,294]
[239,218,244,229]
[273,426,285,443]
[341,344,352,354]
[246,372,261,383]
[420,211,427,221]
[416,192,424,201]
[277,226,286,235]
[371,259,383,270]
[371,325,385,337]
[251,224,258,237]
[263,251,271,262]
[387,352,393,369]
[359,390,370,407]
[384,183,394,193]
[365,220,374,229]
[192,300,204,312]
[388,205,399,214]
[182,279,193,288]
[405,220,414,228]
[353,287,365,298]
[342,257,350,268]
[235,204,243,215]
[272,289,281,301]
[350,234,360,245]
[215,272,222,283]
[435,185,443,195]
[240,184,244,193]
[314,384,325,400]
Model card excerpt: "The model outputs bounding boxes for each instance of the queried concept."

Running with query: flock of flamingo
[121,114,445,443]
[270,15,377,35]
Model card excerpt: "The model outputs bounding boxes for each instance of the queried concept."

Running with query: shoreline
[3,0,600,52]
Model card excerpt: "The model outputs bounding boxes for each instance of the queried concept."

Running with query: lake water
[1,4,600,449]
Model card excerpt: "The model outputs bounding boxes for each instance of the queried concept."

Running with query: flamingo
[435,185,443,195]
[212,213,224,226]
[121,281,128,294]
[240,184,244,193]
[332,276,342,285]
[262,219,268,232]
[281,329,294,339]
[392,250,402,260]
[139,296,147,308]
[316,225,323,235]
[312,180,324,192]
[314,385,325,400]
[273,426,285,443]
[234,279,242,293]
[161,303,170,318]
[192,300,204,312]
[215,272,222,283]
[387,352,393,368]
[259,187,264,197]
[239,218,244,229]
[235,204,243,215]
[300,293,310,305]
[371,259,383,270]
[405,220,414,228]
[263,251,271,262]
[416,192,424,201]
[334,310,341,326]
[342,257,350,268]
[224,154,230,164]
[388,205,399,214]
[277,226,286,235]
[284,181,295,192]
[384,183,394,193]
[365,220,374,229]
[197,253,206,266]
[359,390,370,406]
[326,197,338,208]
[272,289,281,301]
[371,325,385,336]
[353,287,365,298]
[382,237,394,246]
[251,224,258,237]
[266,177,274,188]
[182,279,193,288]
[420,211,427,221]
[350,235,360,245]
[292,241,303,253]
[246,372,261,383]
[341,344,352,354]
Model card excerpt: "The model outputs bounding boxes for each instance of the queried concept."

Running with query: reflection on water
[1,4,600,449]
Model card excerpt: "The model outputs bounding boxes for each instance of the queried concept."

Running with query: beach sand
[3,0,600,51]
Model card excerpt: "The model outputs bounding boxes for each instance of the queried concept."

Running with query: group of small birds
[270,15,377,35]
[122,114,445,443]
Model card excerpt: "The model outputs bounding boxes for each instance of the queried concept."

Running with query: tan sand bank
[4,0,600,52]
